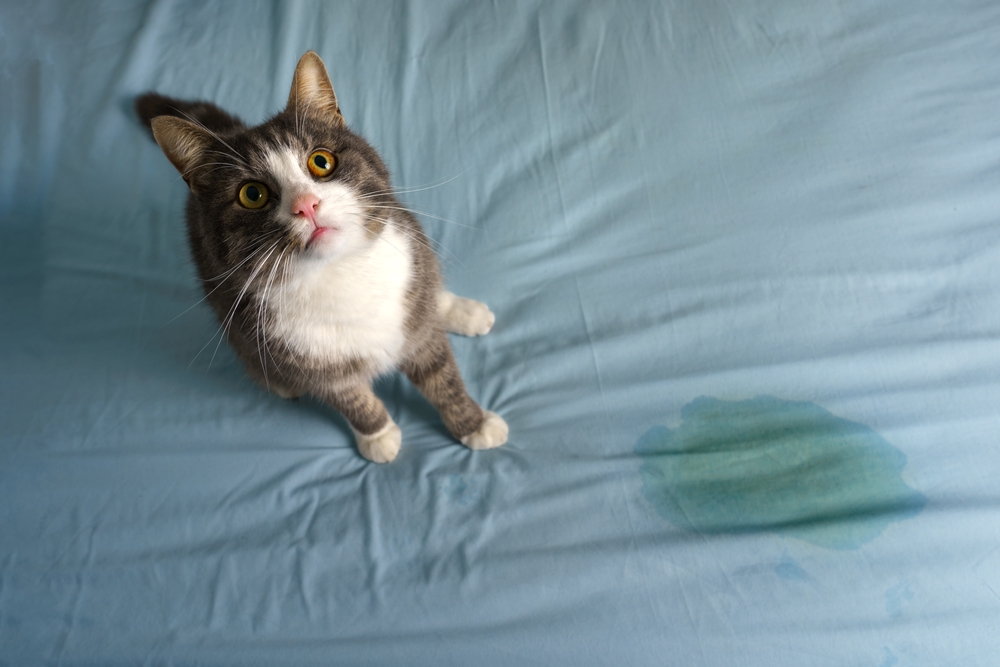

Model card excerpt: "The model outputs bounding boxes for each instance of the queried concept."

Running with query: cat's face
[152,52,394,268]
[189,115,393,266]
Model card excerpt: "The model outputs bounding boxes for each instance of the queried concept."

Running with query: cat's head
[149,52,394,264]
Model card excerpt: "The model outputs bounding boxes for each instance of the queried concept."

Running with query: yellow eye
[238,182,269,209]
[307,149,336,178]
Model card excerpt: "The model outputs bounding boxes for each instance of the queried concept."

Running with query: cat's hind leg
[437,290,495,336]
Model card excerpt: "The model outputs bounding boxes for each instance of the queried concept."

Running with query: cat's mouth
[308,225,338,245]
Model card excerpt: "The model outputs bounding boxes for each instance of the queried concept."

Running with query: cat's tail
[134,93,245,138]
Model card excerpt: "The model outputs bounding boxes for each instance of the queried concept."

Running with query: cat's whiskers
[373,232,412,266]
[222,230,287,274]
[180,162,241,181]
[274,255,303,373]
[255,247,289,390]
[192,167,238,180]
[190,155,245,179]
[374,205,482,232]
[210,241,280,370]
[355,171,467,199]
[203,239,281,368]
[210,232,284,285]
[203,149,241,161]
[364,214,437,254]
[168,233,282,325]
[364,213,466,270]
[273,255,307,378]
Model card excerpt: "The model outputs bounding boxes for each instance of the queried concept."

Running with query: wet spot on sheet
[636,396,925,549]
[879,647,900,667]
[773,553,811,582]
[444,473,484,507]
[885,581,914,618]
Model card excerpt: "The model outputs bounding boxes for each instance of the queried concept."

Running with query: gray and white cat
[136,51,507,463]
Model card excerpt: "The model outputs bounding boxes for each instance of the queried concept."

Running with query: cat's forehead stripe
[265,147,313,193]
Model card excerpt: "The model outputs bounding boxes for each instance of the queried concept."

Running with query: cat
[135,51,507,463]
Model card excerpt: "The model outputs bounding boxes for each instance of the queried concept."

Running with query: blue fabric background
[3,1,1000,664]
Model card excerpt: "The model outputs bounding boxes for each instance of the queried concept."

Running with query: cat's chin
[309,226,338,244]
[304,227,347,257]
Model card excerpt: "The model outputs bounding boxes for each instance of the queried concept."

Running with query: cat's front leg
[401,333,508,451]
[318,383,401,463]
[437,290,495,337]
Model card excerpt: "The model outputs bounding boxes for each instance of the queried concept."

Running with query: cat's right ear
[149,116,214,189]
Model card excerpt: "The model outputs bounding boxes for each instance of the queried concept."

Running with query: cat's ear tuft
[286,51,345,127]
[150,116,214,189]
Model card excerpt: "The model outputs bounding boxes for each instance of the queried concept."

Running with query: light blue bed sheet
[2,1,1000,664]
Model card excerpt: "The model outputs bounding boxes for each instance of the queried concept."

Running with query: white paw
[461,411,508,450]
[354,420,402,463]
[438,290,495,337]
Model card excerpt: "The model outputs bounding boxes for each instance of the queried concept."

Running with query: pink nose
[291,194,320,225]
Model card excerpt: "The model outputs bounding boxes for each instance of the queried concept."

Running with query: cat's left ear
[286,51,345,127]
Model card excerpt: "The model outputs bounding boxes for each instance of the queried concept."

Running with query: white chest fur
[270,225,413,372]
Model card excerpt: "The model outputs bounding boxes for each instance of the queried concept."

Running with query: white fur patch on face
[265,148,368,258]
